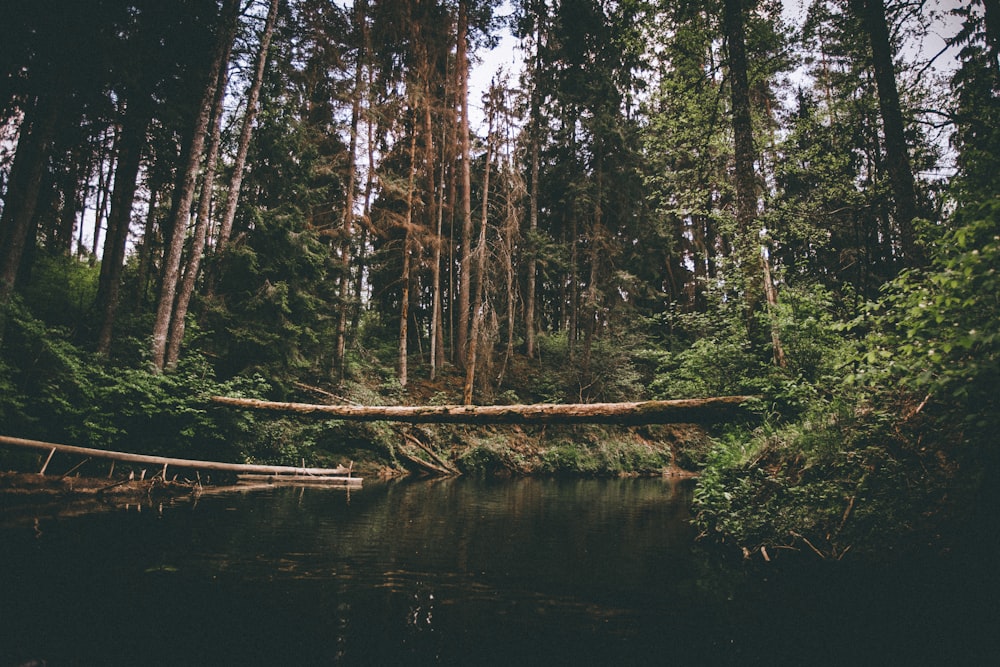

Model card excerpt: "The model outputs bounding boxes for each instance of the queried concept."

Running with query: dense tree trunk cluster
[0,0,984,405]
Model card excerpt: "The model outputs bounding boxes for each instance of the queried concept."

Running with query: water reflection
[1,477,997,666]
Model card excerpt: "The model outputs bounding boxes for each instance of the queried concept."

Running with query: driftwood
[397,431,458,476]
[395,445,454,476]
[0,435,353,478]
[210,395,758,425]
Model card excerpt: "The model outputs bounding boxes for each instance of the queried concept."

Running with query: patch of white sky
[468,1,523,130]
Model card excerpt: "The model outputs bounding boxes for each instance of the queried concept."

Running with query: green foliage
[84,357,271,461]
[0,297,299,466]
[692,399,950,559]
[692,199,999,558]
[535,428,673,477]
[20,253,100,335]
[205,205,338,382]
[539,442,601,475]
[645,289,768,399]
[872,200,1000,440]
[458,444,522,477]
[530,331,645,403]
[1,298,99,441]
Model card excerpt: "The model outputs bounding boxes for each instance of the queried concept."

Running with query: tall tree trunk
[96,102,150,356]
[54,144,85,255]
[455,0,472,369]
[134,183,159,309]
[582,157,603,371]
[0,94,59,343]
[499,119,522,386]
[210,0,279,276]
[853,0,921,265]
[429,124,446,381]
[92,126,116,259]
[723,0,786,367]
[464,110,494,405]
[568,210,578,359]
[525,120,540,359]
[336,0,367,383]
[150,0,239,372]
[524,7,544,360]
[76,147,98,260]
[164,27,235,370]
[350,72,378,346]
[399,122,419,388]
[427,90,445,381]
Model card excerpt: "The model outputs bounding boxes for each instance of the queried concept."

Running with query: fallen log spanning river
[209,395,759,424]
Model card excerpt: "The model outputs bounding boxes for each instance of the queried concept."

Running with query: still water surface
[1,477,997,665]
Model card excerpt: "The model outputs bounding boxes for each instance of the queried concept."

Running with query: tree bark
[336,0,367,382]
[210,394,758,425]
[398,116,419,388]
[463,106,494,404]
[134,180,160,309]
[0,435,350,477]
[53,144,85,254]
[455,0,473,368]
[150,0,240,372]
[853,0,922,265]
[429,123,446,381]
[0,94,59,345]
[91,126,116,258]
[96,101,150,356]
[524,7,544,360]
[210,0,279,274]
[164,23,236,370]
[723,0,786,368]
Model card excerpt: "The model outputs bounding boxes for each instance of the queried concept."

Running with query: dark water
[1,477,997,666]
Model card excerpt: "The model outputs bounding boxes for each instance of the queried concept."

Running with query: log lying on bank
[210,395,759,425]
[0,435,353,478]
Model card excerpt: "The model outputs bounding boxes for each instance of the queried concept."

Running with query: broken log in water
[209,395,758,425]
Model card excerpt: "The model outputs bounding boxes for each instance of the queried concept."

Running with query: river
[1,477,997,665]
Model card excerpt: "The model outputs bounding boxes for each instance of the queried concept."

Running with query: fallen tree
[0,435,352,477]
[210,395,758,425]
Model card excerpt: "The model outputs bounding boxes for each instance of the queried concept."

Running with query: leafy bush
[532,330,646,403]
[0,298,290,466]
[692,401,951,559]
[874,200,1000,441]
[19,252,100,336]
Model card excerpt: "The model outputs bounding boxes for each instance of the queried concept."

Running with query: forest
[0,0,997,560]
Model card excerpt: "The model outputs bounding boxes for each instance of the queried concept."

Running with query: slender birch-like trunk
[455,0,472,368]
[723,0,786,368]
[164,31,234,370]
[398,116,419,388]
[335,0,367,381]
[150,0,239,371]
[96,101,150,356]
[463,109,494,405]
[210,0,279,266]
